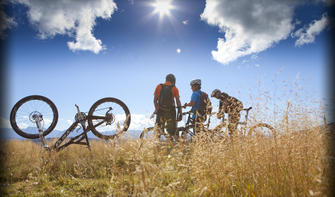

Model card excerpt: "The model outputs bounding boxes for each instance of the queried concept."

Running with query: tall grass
[1,122,332,196]
[1,77,332,196]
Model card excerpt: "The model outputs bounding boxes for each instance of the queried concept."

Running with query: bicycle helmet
[190,79,201,86]
[211,89,221,97]
[166,74,176,85]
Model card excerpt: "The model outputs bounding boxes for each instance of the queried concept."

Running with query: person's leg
[155,111,162,126]
[166,109,177,141]
[228,111,240,136]
[155,111,166,140]
[193,117,202,135]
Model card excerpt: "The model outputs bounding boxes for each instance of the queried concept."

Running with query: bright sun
[152,0,174,18]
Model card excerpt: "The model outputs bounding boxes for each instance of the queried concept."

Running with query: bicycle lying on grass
[10,95,131,151]
[178,107,276,141]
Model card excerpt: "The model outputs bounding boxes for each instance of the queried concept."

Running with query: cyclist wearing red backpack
[154,74,182,139]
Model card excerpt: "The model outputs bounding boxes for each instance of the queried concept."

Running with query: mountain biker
[211,89,243,136]
[184,79,211,131]
[154,74,182,140]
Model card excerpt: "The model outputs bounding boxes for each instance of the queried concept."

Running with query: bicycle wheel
[248,123,276,138]
[210,122,229,140]
[10,95,58,139]
[88,97,131,140]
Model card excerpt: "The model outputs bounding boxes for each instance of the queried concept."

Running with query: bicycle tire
[248,123,276,137]
[10,95,58,139]
[88,97,131,140]
[210,122,229,140]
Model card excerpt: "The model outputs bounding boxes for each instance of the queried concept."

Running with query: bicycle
[178,107,276,141]
[10,95,131,151]
[175,108,217,142]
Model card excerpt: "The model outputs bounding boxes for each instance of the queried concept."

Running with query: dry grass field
[1,84,334,196]
[0,120,333,196]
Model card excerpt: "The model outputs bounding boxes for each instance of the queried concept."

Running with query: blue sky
[1,0,332,131]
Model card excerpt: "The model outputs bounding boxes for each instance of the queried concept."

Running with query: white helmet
[190,79,201,86]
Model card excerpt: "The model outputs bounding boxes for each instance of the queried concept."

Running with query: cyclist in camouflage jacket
[211,89,243,136]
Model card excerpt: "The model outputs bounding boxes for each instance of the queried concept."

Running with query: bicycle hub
[105,112,115,125]
[29,111,43,123]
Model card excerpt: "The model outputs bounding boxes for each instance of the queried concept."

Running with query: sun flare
[152,0,174,18]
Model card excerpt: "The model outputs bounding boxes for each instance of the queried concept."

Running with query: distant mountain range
[0,127,143,140]
[1,123,333,143]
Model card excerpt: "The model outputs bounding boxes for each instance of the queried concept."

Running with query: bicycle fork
[32,114,49,149]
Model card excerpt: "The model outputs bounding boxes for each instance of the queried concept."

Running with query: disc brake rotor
[29,111,43,123]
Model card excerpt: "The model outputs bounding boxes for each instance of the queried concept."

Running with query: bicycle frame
[141,108,219,140]
[180,107,253,137]
[212,107,253,135]
[35,104,92,152]
[178,110,214,136]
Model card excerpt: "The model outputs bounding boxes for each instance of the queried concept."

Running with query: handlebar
[243,107,252,111]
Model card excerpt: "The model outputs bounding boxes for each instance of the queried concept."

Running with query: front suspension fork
[34,116,49,149]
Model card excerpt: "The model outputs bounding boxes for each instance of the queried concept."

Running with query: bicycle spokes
[13,99,56,136]
[89,100,129,138]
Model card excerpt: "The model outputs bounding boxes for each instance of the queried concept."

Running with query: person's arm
[172,87,183,120]
[217,100,223,118]
[184,92,196,107]
[153,85,161,113]
[219,100,223,110]
[153,95,159,113]
[222,100,228,113]
[175,96,182,112]
[184,101,195,107]
[175,96,182,121]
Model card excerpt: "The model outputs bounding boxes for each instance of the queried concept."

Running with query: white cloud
[251,54,258,60]
[54,119,74,131]
[182,20,188,25]
[200,0,327,64]
[129,114,155,130]
[66,119,73,125]
[292,13,328,47]
[176,48,181,53]
[11,0,117,53]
